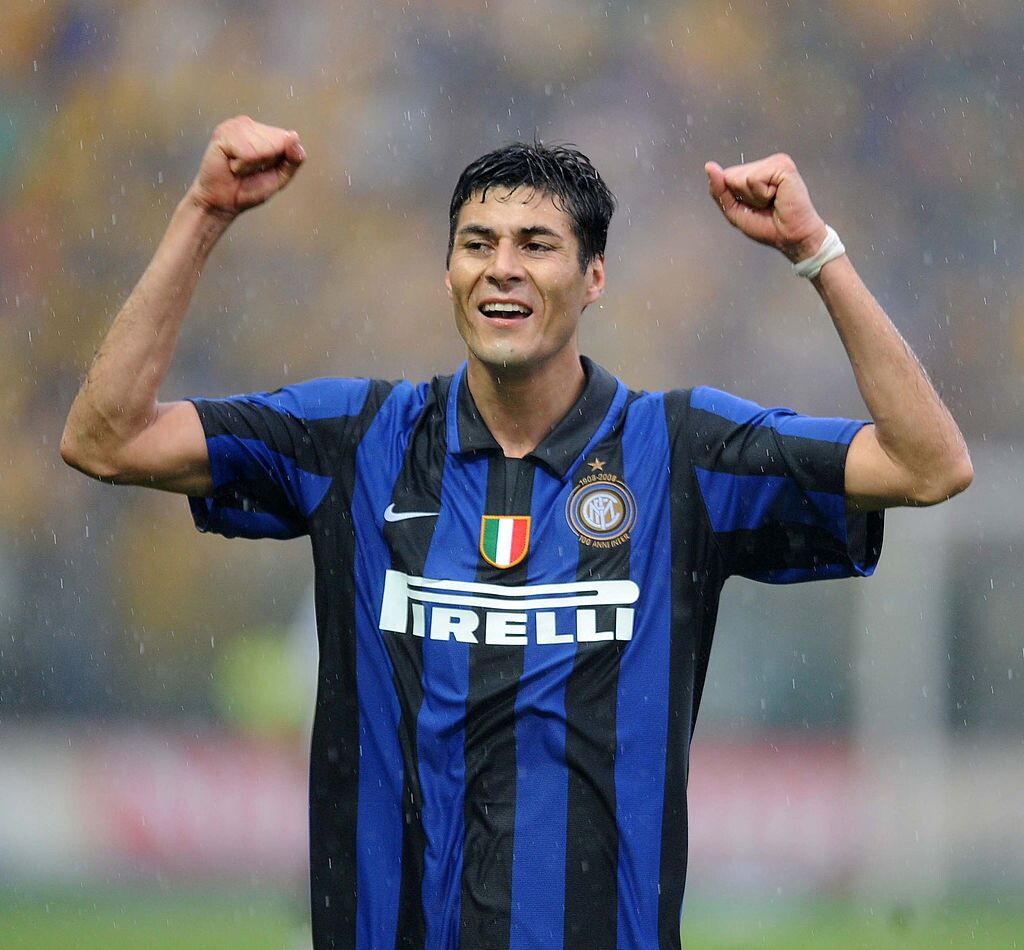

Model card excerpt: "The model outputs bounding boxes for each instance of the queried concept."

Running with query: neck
[466,349,586,458]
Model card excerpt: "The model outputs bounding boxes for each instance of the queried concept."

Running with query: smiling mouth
[479,302,533,319]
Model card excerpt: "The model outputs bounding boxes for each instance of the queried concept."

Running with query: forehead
[455,186,574,235]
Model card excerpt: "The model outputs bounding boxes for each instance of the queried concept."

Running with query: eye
[464,240,490,252]
[524,242,552,253]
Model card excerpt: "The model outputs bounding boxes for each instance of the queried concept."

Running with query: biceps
[114,401,212,496]
[844,425,921,511]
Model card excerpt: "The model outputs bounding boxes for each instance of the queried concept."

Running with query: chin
[470,343,541,374]
[477,353,532,373]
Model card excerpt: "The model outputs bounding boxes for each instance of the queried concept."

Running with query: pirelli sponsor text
[378,570,639,645]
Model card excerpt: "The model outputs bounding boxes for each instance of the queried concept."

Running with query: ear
[444,272,453,299]
[582,254,605,307]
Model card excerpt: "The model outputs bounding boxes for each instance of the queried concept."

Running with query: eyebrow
[456,224,563,241]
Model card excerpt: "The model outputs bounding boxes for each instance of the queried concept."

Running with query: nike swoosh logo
[383,504,439,523]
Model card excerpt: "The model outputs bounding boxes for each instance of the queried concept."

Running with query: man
[61,117,972,949]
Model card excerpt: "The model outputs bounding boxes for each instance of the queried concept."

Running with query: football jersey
[188,358,882,950]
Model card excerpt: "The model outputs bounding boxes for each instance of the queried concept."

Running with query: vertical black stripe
[383,400,451,949]
[657,391,727,948]
[308,380,395,949]
[563,433,632,950]
[459,456,534,949]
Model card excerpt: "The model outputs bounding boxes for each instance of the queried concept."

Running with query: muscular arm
[60,117,306,496]
[60,199,227,495]
[810,256,972,509]
[704,154,972,510]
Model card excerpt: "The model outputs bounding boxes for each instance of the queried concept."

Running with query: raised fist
[189,116,306,219]
[704,153,827,264]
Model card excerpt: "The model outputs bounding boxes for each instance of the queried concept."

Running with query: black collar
[444,357,624,479]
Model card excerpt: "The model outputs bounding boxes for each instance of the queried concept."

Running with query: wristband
[792,225,845,279]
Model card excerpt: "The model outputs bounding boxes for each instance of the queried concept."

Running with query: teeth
[481,302,530,315]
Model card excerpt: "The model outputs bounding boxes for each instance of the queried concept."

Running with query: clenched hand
[189,115,306,219]
[704,153,827,264]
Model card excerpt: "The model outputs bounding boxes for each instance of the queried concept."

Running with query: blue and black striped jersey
[188,358,882,950]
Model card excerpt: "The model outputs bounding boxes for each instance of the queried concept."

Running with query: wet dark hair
[447,141,616,271]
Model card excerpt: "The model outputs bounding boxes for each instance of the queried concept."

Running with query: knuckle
[216,116,250,143]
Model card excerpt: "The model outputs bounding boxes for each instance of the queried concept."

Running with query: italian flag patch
[479,515,531,569]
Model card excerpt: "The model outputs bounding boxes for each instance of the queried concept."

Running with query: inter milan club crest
[566,467,637,548]
[480,515,531,569]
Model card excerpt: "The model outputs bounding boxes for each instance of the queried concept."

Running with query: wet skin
[445,187,605,381]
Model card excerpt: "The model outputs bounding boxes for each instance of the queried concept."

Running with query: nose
[485,239,525,288]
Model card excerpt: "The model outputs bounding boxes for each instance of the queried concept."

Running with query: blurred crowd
[2,0,1022,720]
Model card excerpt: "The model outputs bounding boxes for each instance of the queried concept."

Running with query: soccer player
[61,117,972,949]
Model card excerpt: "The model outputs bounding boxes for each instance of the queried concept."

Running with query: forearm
[61,195,230,474]
[813,254,972,500]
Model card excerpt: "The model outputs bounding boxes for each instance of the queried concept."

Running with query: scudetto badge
[566,475,637,547]
[480,515,531,569]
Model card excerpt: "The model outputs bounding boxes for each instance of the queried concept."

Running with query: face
[445,188,605,376]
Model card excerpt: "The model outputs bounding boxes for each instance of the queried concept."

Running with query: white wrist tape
[792,225,845,279]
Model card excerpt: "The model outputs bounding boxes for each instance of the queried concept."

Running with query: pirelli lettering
[379,570,638,644]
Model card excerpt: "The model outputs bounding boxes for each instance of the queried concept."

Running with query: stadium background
[2,0,1022,946]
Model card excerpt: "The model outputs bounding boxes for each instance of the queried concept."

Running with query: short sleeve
[687,385,883,583]
[187,377,372,540]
